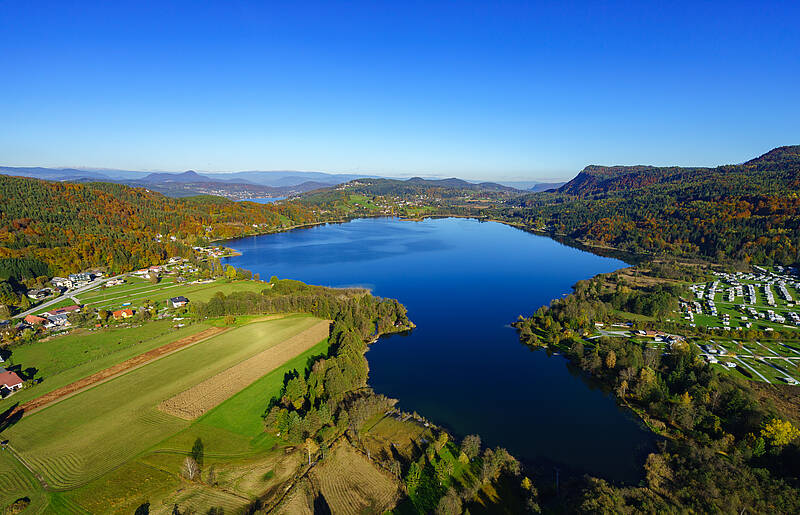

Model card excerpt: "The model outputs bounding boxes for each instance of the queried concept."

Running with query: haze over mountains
[0,165,566,198]
[0,166,374,187]
[5,145,796,200]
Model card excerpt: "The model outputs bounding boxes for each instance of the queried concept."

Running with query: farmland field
[60,335,331,513]
[310,442,400,514]
[278,442,400,515]
[159,320,330,419]
[0,321,211,412]
[1,315,325,492]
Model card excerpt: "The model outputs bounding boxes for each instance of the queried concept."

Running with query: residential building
[24,315,47,325]
[170,296,189,308]
[112,308,135,320]
[51,276,73,289]
[0,368,24,392]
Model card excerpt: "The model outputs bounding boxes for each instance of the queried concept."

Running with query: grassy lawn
[149,334,330,461]
[60,322,331,513]
[76,276,175,302]
[347,194,380,211]
[612,309,654,323]
[1,315,322,492]
[0,321,211,412]
[0,447,50,514]
[75,279,267,311]
[65,459,181,514]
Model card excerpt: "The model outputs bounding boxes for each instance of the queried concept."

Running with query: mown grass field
[73,278,267,311]
[1,315,322,493]
[0,321,211,412]
[61,329,331,513]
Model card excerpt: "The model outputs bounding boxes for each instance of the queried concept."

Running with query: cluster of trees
[192,278,408,330]
[262,300,408,446]
[403,431,535,514]
[518,265,800,351]
[514,266,800,512]
[0,257,51,282]
[190,279,410,453]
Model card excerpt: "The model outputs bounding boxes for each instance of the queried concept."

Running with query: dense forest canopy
[483,146,800,265]
[0,176,331,274]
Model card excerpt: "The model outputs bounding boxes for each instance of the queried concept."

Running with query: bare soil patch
[11,327,228,418]
[159,321,331,420]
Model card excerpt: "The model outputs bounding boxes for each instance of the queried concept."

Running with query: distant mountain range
[0,166,378,187]
[528,181,566,192]
[0,165,569,199]
[0,166,383,199]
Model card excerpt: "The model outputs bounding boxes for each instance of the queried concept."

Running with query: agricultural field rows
[0,320,211,412]
[2,316,322,492]
[62,332,332,513]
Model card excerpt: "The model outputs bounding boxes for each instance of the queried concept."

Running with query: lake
[223,217,656,483]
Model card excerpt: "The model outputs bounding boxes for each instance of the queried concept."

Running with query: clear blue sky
[1,1,798,180]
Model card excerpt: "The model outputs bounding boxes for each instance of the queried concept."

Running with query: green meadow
[1,315,321,496]
[0,320,211,412]
[71,278,267,311]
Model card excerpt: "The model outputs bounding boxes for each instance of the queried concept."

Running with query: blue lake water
[223,217,656,483]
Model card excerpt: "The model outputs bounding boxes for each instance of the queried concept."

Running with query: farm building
[24,315,47,325]
[170,296,189,308]
[112,308,135,320]
[0,369,24,392]
[44,305,81,317]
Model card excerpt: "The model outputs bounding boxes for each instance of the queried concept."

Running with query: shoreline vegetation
[512,261,800,512]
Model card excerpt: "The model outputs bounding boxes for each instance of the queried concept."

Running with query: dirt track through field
[11,327,229,418]
[159,320,331,420]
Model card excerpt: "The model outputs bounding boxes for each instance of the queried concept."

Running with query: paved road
[13,274,127,319]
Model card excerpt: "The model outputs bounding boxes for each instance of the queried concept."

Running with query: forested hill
[339,177,519,195]
[490,145,800,265]
[557,145,800,196]
[0,176,326,274]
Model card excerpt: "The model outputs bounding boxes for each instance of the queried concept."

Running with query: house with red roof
[112,308,135,320]
[0,368,23,393]
[24,314,48,325]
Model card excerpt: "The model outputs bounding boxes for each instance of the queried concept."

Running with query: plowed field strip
[12,326,229,418]
[159,321,331,420]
